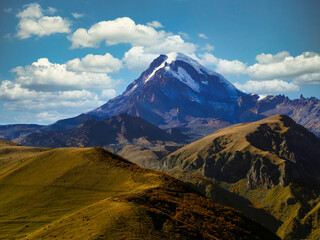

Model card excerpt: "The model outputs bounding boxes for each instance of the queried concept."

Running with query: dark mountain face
[90,53,251,128]
[19,113,185,148]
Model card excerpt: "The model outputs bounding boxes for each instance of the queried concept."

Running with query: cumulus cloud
[215,59,247,76]
[68,17,196,70]
[67,17,199,71]
[248,52,320,85]
[198,53,247,76]
[0,80,104,110]
[255,51,290,64]
[0,80,113,123]
[72,12,84,19]
[147,21,163,28]
[198,52,218,66]
[16,3,71,39]
[68,17,195,51]
[1,53,121,122]
[123,47,159,71]
[66,53,123,73]
[68,17,163,48]
[198,33,208,39]
[234,79,299,95]
[11,58,120,91]
[100,89,117,100]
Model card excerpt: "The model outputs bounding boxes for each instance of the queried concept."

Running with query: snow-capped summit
[90,53,255,130]
[125,52,240,100]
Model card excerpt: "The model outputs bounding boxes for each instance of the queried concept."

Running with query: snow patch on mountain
[169,67,200,93]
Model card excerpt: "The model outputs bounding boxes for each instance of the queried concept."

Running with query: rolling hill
[0,140,277,239]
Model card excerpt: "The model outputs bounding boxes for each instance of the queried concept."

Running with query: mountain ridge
[162,114,320,239]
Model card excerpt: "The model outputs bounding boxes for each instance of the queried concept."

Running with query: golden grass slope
[0,140,277,239]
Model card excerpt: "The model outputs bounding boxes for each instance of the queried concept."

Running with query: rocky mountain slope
[162,115,320,239]
[0,140,277,239]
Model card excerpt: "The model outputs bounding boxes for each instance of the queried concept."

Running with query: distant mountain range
[163,114,320,239]
[1,52,320,141]
[19,113,184,148]
[18,113,186,168]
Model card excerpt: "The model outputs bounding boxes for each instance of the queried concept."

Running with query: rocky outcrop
[163,115,320,190]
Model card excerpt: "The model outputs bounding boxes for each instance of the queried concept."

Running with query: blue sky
[0,0,319,124]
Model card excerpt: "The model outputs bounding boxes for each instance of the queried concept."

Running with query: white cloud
[68,17,164,48]
[72,12,84,19]
[292,72,320,85]
[0,80,99,102]
[198,33,208,39]
[198,53,247,76]
[198,52,218,66]
[248,52,320,85]
[234,79,299,95]
[16,3,71,39]
[12,58,119,91]
[255,51,290,64]
[100,89,117,100]
[215,59,247,76]
[68,17,197,71]
[0,80,113,123]
[123,46,159,71]
[147,21,163,28]
[68,17,196,51]
[66,53,123,73]
[201,43,214,52]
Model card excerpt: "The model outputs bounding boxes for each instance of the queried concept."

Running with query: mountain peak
[144,52,212,84]
[91,53,246,128]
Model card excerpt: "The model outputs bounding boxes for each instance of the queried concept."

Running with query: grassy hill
[0,140,276,239]
[162,115,320,239]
